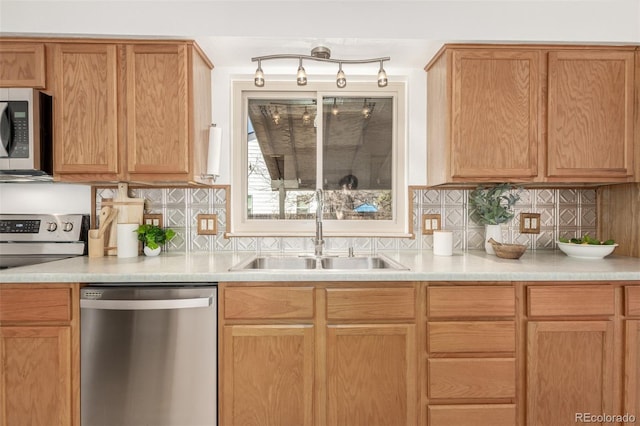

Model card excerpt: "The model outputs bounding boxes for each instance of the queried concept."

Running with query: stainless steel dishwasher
[80,285,217,426]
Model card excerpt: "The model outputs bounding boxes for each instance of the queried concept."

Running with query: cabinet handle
[80,297,212,310]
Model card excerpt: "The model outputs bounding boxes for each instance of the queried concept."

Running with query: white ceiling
[1,1,639,70]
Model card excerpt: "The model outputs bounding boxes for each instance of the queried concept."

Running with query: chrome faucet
[314,188,324,256]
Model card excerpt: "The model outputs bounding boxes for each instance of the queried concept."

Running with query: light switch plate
[197,214,217,235]
[143,214,163,227]
[422,214,441,235]
[520,212,541,234]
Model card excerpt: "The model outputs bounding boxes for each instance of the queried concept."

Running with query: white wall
[0,183,91,214]
[1,0,638,205]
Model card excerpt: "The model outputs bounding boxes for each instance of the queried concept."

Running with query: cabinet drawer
[428,404,516,426]
[527,286,615,317]
[326,287,415,320]
[428,322,515,354]
[428,358,515,399]
[626,286,640,317]
[0,288,71,322]
[224,287,314,320]
[428,286,515,318]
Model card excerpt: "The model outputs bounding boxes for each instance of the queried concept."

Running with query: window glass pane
[246,98,317,219]
[322,96,393,220]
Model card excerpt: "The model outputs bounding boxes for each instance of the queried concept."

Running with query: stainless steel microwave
[0,88,53,181]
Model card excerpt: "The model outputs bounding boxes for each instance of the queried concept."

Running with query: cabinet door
[626,320,640,426]
[547,50,635,180]
[451,49,540,179]
[527,321,614,426]
[0,42,46,88]
[326,324,416,426]
[125,44,189,180]
[53,43,119,179]
[221,325,314,426]
[0,326,71,426]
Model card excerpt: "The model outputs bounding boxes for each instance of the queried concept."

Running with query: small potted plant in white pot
[468,183,521,255]
[135,224,176,256]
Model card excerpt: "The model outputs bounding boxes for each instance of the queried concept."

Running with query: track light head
[296,58,307,86]
[336,63,346,89]
[254,60,265,87]
[377,61,388,87]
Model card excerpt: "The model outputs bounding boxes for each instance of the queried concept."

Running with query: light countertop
[1,250,639,284]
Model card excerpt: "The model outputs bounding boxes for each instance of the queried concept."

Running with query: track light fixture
[377,60,388,87]
[254,59,265,87]
[336,63,346,89]
[296,58,307,86]
[252,46,390,88]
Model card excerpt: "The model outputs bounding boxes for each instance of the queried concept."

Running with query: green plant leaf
[468,183,521,226]
[135,224,176,250]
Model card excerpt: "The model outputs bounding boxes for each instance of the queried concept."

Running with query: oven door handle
[80,297,212,310]
[0,102,12,157]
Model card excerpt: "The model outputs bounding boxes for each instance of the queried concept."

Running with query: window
[231,81,407,237]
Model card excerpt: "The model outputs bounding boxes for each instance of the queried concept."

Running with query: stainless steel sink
[230,254,408,271]
[231,256,318,271]
[320,255,407,270]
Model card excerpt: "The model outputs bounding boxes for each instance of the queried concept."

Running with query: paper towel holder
[201,123,221,182]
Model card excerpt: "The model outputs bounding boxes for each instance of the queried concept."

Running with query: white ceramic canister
[116,223,139,258]
[433,230,453,256]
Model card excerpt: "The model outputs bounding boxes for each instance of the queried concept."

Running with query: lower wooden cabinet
[0,284,79,426]
[222,325,314,426]
[525,284,618,426]
[326,324,416,426]
[219,282,418,426]
[428,404,516,426]
[625,320,640,426]
[527,320,615,425]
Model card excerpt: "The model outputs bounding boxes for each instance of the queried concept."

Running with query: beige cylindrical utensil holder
[117,223,139,258]
[433,230,453,256]
[88,230,104,258]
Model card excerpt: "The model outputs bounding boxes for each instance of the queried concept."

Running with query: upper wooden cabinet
[124,43,211,182]
[0,42,46,88]
[2,37,212,183]
[547,50,635,181]
[425,44,637,185]
[427,48,541,184]
[45,38,213,183]
[53,43,119,179]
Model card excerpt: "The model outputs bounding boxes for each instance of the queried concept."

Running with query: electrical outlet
[197,214,217,235]
[520,212,541,234]
[422,214,441,235]
[143,214,163,227]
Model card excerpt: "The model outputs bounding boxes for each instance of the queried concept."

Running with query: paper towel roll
[207,126,222,177]
[433,230,453,256]
[117,223,139,258]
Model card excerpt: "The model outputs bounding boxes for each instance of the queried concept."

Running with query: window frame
[230,80,408,237]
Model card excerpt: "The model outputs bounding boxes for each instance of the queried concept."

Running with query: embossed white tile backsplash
[94,187,597,253]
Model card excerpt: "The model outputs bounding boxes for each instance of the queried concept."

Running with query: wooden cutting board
[102,183,144,255]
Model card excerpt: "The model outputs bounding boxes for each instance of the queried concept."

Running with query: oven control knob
[46,222,58,232]
[63,222,74,232]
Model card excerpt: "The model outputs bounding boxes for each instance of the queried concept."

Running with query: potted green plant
[468,183,521,254]
[135,224,176,256]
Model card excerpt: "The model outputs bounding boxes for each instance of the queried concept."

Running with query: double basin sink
[230,254,408,271]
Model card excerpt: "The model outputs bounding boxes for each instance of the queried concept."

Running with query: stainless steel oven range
[0,213,89,269]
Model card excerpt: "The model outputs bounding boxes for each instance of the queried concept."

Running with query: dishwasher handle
[80,297,212,310]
